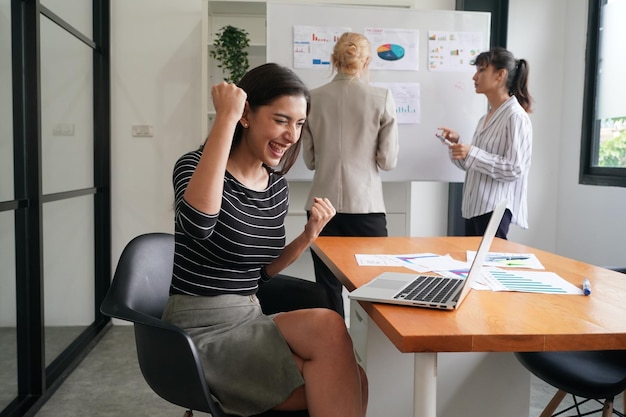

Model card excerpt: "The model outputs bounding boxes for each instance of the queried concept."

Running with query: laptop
[348,199,508,310]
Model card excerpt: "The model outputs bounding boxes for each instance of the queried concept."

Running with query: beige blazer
[301,73,399,213]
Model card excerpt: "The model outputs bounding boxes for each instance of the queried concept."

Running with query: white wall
[110,0,204,264]
[507,0,626,267]
[505,0,565,250]
[110,0,626,285]
[555,0,626,267]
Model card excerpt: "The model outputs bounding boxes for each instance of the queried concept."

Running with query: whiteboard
[266,2,490,182]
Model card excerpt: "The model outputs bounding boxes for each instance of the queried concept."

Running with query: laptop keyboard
[394,275,462,304]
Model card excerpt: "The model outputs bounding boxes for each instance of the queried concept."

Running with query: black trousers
[307,212,388,318]
[465,209,512,240]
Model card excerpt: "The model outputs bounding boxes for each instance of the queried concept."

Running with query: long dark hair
[234,63,310,175]
[474,47,533,113]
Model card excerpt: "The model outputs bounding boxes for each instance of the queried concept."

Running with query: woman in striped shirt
[163,63,367,417]
[439,47,533,239]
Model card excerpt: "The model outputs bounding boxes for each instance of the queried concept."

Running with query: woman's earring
[242,122,249,128]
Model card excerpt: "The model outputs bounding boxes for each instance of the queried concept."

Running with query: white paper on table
[466,250,545,269]
[400,253,469,272]
[354,253,468,273]
[479,267,583,294]
[354,254,409,267]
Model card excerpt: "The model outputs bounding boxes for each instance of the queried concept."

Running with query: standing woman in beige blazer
[301,32,399,317]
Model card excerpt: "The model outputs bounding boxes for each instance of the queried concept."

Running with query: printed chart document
[372,82,420,124]
[355,252,583,295]
[355,253,468,272]
[427,30,483,72]
[479,268,584,295]
[365,27,419,71]
[467,251,545,269]
[293,25,351,69]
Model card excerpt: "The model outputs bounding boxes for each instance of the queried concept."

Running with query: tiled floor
[34,325,186,417]
[31,325,624,417]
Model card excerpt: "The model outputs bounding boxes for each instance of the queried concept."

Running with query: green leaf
[598,123,626,167]
[209,25,250,83]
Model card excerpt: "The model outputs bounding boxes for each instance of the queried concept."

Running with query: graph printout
[481,268,584,295]
[373,82,420,124]
[428,30,483,72]
[365,27,419,71]
[467,251,545,269]
[293,25,351,69]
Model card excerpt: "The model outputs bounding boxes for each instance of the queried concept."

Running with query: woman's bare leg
[272,308,367,417]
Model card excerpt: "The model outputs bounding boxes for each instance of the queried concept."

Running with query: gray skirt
[162,294,304,416]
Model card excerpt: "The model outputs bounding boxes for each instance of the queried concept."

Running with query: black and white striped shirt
[170,149,288,296]
[451,95,532,229]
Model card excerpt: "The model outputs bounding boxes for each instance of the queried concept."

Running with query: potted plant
[210,25,250,84]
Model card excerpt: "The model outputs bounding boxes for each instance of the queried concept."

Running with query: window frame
[580,0,626,187]
[4,1,111,416]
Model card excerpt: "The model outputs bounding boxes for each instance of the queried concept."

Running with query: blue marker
[582,278,592,296]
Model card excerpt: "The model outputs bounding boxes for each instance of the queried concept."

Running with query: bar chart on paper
[482,268,584,294]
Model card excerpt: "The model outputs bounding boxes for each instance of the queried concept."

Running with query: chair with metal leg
[515,268,626,417]
[515,350,626,417]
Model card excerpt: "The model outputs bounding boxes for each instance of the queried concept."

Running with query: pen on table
[582,278,592,296]
[487,255,530,261]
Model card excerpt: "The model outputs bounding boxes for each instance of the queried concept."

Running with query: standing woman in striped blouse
[439,47,533,239]
[163,63,367,417]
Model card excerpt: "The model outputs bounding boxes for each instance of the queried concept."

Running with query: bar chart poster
[428,31,483,72]
[293,25,351,69]
[373,82,420,124]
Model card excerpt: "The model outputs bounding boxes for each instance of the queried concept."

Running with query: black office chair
[101,232,333,417]
[515,269,626,417]
[515,350,626,417]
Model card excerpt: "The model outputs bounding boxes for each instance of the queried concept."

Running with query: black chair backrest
[101,233,228,416]
[101,232,175,322]
[101,233,311,417]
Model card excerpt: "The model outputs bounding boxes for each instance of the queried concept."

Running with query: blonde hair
[331,32,371,77]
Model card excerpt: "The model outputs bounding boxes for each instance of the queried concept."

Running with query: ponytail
[512,59,532,113]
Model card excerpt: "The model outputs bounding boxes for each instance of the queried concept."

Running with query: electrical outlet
[131,124,154,137]
[52,123,75,136]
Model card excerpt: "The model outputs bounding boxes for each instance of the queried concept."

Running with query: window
[580,0,626,186]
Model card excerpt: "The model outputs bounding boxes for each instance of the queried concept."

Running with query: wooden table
[311,236,626,417]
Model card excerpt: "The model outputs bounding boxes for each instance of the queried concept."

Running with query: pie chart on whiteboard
[376,43,405,61]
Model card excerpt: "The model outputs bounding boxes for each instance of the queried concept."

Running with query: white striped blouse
[450,95,532,229]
